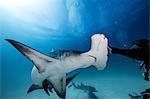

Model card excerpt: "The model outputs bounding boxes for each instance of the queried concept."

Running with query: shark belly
[31,66,46,86]
[31,61,65,86]
[31,54,95,86]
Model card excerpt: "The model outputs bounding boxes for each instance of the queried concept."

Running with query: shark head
[85,34,108,70]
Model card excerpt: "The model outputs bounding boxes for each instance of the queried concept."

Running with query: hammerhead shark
[6,34,108,99]
[109,39,150,81]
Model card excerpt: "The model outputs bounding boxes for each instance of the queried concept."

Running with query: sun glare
[0,0,37,9]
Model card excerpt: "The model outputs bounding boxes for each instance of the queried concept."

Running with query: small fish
[72,82,97,92]
[72,82,98,99]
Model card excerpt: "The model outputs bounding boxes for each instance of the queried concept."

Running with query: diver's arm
[110,47,129,55]
[109,46,139,59]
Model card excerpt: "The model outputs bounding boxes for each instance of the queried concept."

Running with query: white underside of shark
[6,34,108,99]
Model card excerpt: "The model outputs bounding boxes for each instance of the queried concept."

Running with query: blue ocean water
[0,0,149,99]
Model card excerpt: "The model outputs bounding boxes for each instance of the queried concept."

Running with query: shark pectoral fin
[27,84,42,93]
[49,87,53,93]
[48,81,53,93]
[66,72,79,86]
[5,39,58,73]
[42,79,51,96]
[49,75,66,99]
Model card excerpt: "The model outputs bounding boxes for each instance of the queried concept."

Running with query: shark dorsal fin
[6,39,58,73]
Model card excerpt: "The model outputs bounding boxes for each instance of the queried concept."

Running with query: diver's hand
[108,46,112,54]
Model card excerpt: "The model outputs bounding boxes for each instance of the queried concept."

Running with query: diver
[108,39,150,81]
[129,88,150,99]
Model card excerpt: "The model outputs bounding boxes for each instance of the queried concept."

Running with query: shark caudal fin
[5,39,58,73]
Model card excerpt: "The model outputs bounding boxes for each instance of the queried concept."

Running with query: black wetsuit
[110,41,150,81]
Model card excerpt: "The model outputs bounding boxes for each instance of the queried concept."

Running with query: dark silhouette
[128,93,141,99]
[129,88,150,99]
[109,39,150,81]
[141,88,150,99]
